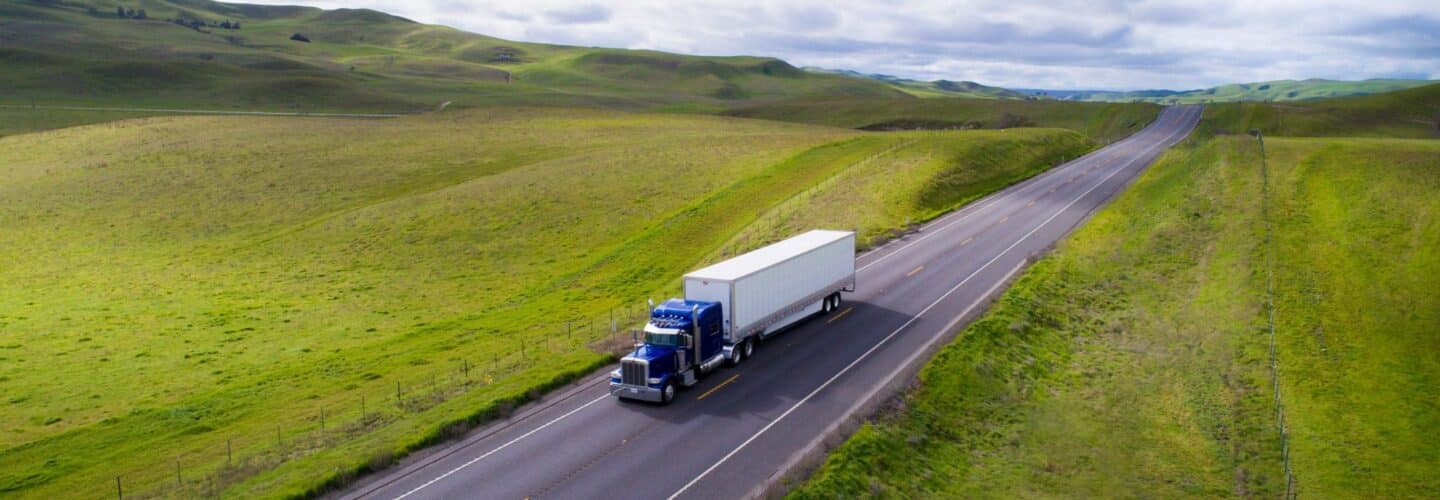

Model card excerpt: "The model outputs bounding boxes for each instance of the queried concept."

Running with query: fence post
[116,476,122,500]
[361,395,367,422]
[226,438,232,466]
[176,457,182,486]
[320,407,326,432]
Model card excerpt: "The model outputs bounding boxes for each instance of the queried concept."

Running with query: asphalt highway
[339,105,1202,500]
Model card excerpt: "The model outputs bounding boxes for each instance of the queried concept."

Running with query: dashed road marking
[906,265,924,277]
[827,307,853,324]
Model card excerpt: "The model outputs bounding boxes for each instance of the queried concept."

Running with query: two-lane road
[340,105,1202,500]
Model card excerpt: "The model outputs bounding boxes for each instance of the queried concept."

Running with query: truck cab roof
[650,299,720,329]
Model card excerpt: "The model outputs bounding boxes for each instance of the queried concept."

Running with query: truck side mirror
[682,334,693,348]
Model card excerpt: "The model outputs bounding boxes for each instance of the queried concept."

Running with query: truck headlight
[611,369,621,379]
[648,377,661,385]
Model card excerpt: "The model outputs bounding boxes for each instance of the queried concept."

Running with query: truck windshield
[645,332,680,346]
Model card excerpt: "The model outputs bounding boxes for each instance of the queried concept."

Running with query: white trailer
[683,229,855,363]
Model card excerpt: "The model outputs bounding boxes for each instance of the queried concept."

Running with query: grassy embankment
[0,107,1100,498]
[726,97,1159,144]
[1197,83,1440,139]
[793,133,1440,497]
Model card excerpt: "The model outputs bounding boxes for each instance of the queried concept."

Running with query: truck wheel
[832,293,842,309]
[821,297,832,314]
[660,381,675,405]
[740,338,754,362]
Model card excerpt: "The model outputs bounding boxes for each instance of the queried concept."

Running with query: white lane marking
[392,394,610,500]
[667,108,1196,500]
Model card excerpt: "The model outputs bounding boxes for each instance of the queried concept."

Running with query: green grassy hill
[0,0,901,114]
[0,107,1097,498]
[1041,79,1436,104]
[1198,83,1440,138]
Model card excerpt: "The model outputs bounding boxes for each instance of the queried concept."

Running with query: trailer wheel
[831,293,842,309]
[742,338,754,360]
[660,380,675,405]
[820,296,832,314]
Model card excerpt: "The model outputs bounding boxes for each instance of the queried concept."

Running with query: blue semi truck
[610,230,856,404]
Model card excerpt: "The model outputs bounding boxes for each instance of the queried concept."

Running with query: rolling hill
[0,0,902,113]
[1198,83,1440,138]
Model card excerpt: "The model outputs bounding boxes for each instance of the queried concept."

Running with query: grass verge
[793,135,1440,498]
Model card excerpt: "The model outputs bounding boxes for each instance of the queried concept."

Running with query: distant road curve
[338,105,1203,500]
[0,104,406,118]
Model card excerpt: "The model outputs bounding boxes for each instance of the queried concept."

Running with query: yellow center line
[1026,200,1036,207]
[906,265,925,277]
[1000,216,1009,223]
[961,237,973,245]
[696,373,740,400]
[827,306,854,324]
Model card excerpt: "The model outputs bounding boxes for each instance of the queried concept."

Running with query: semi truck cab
[610,299,726,403]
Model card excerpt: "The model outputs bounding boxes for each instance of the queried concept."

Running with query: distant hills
[812,68,1434,104]
[804,68,1028,99]
[1015,79,1436,103]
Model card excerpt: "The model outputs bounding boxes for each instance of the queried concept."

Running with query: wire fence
[109,297,673,499]
[1256,131,1298,499]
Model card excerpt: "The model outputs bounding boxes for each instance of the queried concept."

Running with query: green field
[0,106,1103,498]
[793,133,1440,497]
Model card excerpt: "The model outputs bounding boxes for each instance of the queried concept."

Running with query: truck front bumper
[609,382,664,402]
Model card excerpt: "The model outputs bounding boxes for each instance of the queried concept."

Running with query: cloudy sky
[246,0,1439,90]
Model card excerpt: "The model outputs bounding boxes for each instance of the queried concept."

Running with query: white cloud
[240,0,1440,89]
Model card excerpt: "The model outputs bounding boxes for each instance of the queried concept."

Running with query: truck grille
[621,359,647,386]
